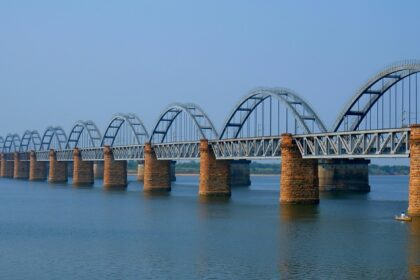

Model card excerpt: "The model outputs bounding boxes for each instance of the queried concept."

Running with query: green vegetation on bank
[127,160,409,175]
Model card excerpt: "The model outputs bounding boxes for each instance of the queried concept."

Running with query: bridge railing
[35,151,50,161]
[210,136,281,160]
[112,145,144,161]
[294,128,410,159]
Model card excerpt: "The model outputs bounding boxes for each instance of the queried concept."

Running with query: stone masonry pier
[199,139,231,197]
[409,125,420,215]
[73,148,94,186]
[29,151,47,181]
[144,143,171,192]
[1,154,14,178]
[13,152,29,179]
[103,145,127,189]
[280,133,319,204]
[48,149,68,183]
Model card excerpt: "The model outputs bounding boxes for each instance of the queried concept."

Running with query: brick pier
[1,154,14,178]
[103,145,127,188]
[409,125,420,215]
[48,149,68,183]
[29,151,47,181]
[13,152,29,179]
[280,133,319,204]
[144,143,171,192]
[73,148,94,186]
[199,139,231,197]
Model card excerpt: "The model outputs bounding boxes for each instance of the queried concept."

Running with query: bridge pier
[409,125,420,215]
[230,160,251,187]
[48,149,68,183]
[1,154,14,178]
[280,133,319,204]
[137,161,144,182]
[318,159,370,192]
[29,151,47,181]
[144,143,171,192]
[13,152,29,179]
[103,145,127,189]
[170,161,176,182]
[94,161,104,179]
[72,148,94,186]
[199,139,231,197]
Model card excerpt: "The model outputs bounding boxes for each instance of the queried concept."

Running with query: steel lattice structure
[101,113,149,147]
[19,130,42,152]
[150,103,218,143]
[220,87,327,139]
[67,120,102,149]
[40,127,68,151]
[3,134,21,153]
[334,60,420,132]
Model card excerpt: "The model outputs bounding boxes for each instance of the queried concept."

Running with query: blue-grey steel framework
[220,87,327,139]
[67,120,102,149]
[40,127,68,151]
[150,103,218,143]
[333,60,420,132]
[19,130,41,152]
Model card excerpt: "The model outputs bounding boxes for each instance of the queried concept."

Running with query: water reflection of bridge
[1,60,420,213]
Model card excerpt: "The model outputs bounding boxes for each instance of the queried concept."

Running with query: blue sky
[1,0,419,140]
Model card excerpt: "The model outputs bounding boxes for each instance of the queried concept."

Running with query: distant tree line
[127,160,409,175]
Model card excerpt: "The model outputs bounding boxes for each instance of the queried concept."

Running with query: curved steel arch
[150,103,219,143]
[67,120,102,149]
[19,130,42,152]
[0,137,4,152]
[333,60,420,132]
[3,133,21,153]
[220,87,327,139]
[40,126,68,151]
[101,113,149,146]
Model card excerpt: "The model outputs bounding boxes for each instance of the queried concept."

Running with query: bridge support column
[230,160,251,187]
[94,161,104,179]
[280,133,319,204]
[1,154,14,178]
[48,149,68,183]
[29,151,46,181]
[137,161,144,182]
[144,143,171,192]
[409,125,420,215]
[103,146,127,189]
[171,161,176,182]
[318,159,370,192]
[13,152,29,179]
[72,148,94,186]
[199,139,231,197]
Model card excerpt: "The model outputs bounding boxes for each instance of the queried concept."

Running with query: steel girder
[153,142,200,160]
[101,113,149,147]
[333,60,420,132]
[294,128,410,159]
[67,120,102,149]
[220,87,327,139]
[19,130,41,152]
[150,103,219,143]
[40,126,68,151]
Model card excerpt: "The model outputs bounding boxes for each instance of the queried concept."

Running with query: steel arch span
[40,127,68,151]
[220,87,327,139]
[150,103,219,143]
[20,130,42,152]
[333,60,420,132]
[0,137,4,152]
[3,134,21,153]
[101,113,149,147]
[67,120,102,149]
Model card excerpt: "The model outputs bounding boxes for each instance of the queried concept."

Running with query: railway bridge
[1,60,420,214]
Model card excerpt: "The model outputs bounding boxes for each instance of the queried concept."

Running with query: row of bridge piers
[1,127,419,214]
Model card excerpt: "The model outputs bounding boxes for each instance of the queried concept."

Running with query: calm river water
[0,175,417,279]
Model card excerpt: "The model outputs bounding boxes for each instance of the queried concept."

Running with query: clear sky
[1,0,420,139]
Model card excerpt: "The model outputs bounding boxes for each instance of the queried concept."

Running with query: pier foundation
[29,151,46,181]
[13,152,29,179]
[409,125,420,215]
[280,133,319,204]
[1,154,14,178]
[230,159,251,186]
[144,143,171,192]
[318,159,370,192]
[48,149,68,183]
[94,161,104,179]
[199,139,231,197]
[73,148,94,186]
[103,146,127,188]
[137,161,144,182]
